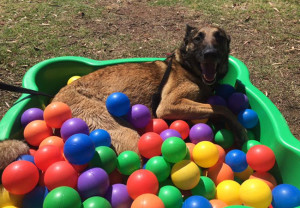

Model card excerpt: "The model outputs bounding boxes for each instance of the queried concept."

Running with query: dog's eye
[194,32,205,42]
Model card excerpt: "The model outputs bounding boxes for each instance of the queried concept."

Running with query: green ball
[161,137,187,163]
[117,151,141,175]
[159,178,174,188]
[214,129,234,149]
[247,130,257,140]
[83,196,112,208]
[242,140,261,153]
[145,156,171,182]
[191,176,216,200]
[43,186,81,208]
[89,146,117,174]
[158,185,183,208]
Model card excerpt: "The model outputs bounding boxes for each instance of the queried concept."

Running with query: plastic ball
[127,169,159,199]
[209,199,228,208]
[105,184,132,208]
[216,180,241,205]
[0,184,24,207]
[106,92,131,117]
[67,75,81,85]
[43,186,81,208]
[234,166,253,181]
[60,118,90,141]
[89,146,117,174]
[186,143,195,161]
[241,140,261,153]
[182,195,212,208]
[145,118,169,134]
[138,132,163,158]
[240,179,272,208]
[207,95,227,107]
[225,149,248,173]
[116,151,141,175]
[44,102,72,128]
[64,133,95,165]
[189,123,214,144]
[214,129,234,149]
[249,172,277,190]
[160,129,182,141]
[215,84,235,99]
[207,163,234,185]
[127,104,151,129]
[215,144,226,164]
[161,137,187,163]
[17,154,35,164]
[44,161,78,190]
[24,120,53,146]
[39,136,64,152]
[238,109,259,129]
[77,168,110,199]
[83,196,112,208]
[131,193,164,208]
[171,160,201,190]
[145,156,171,182]
[2,161,39,195]
[272,184,300,208]
[34,145,64,171]
[191,176,216,200]
[247,130,257,140]
[89,129,111,147]
[158,185,183,208]
[170,120,190,139]
[21,108,44,127]
[246,145,275,172]
[227,92,249,114]
[22,186,48,208]
[193,141,219,168]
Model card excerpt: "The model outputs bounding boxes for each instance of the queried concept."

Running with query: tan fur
[53,25,246,155]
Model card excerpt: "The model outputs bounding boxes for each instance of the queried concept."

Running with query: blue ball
[106,92,131,117]
[64,133,95,165]
[182,196,212,208]
[22,186,48,208]
[89,129,111,147]
[238,109,259,129]
[272,184,300,208]
[215,84,235,99]
[225,149,248,172]
[17,154,35,164]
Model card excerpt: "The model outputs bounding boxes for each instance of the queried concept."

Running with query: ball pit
[34,145,64,171]
[60,118,90,141]
[225,149,248,173]
[89,146,117,174]
[145,156,171,183]
[238,109,259,129]
[161,136,187,163]
[43,102,72,128]
[191,176,216,200]
[189,123,214,143]
[21,107,44,127]
[170,120,190,139]
[24,120,53,146]
[158,185,183,208]
[116,151,141,175]
[193,141,219,168]
[216,180,241,205]
[138,132,163,158]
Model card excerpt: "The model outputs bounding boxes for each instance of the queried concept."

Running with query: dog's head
[178,25,231,85]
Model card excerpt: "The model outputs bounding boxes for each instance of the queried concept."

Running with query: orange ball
[210,199,228,208]
[215,144,226,164]
[39,136,64,152]
[24,120,53,146]
[43,102,72,128]
[249,172,277,190]
[131,194,164,208]
[186,143,195,161]
[208,162,234,185]
[170,120,190,139]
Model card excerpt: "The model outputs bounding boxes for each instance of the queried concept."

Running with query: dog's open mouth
[200,62,217,85]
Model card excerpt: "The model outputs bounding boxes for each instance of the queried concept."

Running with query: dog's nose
[203,48,218,59]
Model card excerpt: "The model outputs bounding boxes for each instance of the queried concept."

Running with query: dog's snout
[203,48,218,59]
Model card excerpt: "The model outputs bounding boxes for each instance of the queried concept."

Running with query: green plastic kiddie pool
[0,56,300,192]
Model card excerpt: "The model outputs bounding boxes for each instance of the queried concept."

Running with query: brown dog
[53,25,246,155]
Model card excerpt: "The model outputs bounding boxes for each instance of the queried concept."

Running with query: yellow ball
[67,76,81,85]
[171,160,201,190]
[234,165,253,181]
[216,180,242,205]
[193,141,219,168]
[190,118,208,124]
[240,179,272,208]
[0,185,23,207]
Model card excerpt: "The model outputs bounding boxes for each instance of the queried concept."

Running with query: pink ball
[138,132,163,158]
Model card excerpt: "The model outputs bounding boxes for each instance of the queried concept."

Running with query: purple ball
[21,108,44,127]
[227,92,249,114]
[207,95,227,107]
[160,129,182,141]
[105,184,132,208]
[127,104,151,129]
[189,123,214,144]
[60,118,90,141]
[77,167,110,199]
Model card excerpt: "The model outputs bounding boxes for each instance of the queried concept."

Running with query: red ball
[44,161,78,190]
[2,161,39,195]
[138,132,163,158]
[24,120,53,146]
[170,120,190,139]
[145,119,168,134]
[127,169,159,199]
[34,145,65,171]
[246,145,276,172]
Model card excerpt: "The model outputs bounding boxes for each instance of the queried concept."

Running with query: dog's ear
[184,24,197,44]
[226,34,231,51]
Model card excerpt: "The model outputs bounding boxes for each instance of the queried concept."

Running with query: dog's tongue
[201,62,217,82]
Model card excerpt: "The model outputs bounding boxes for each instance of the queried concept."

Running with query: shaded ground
[1,0,299,138]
